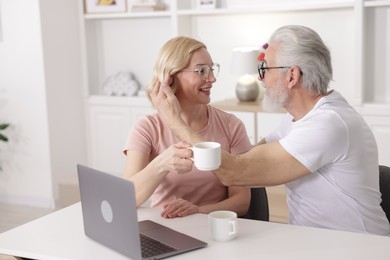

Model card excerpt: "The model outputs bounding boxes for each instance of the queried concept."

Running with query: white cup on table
[208,210,238,242]
[188,141,221,171]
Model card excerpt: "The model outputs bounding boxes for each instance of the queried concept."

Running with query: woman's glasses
[182,63,220,81]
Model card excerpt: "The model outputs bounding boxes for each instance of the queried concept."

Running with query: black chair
[240,187,269,221]
[379,165,390,222]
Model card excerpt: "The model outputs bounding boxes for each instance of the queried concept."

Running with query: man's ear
[286,66,301,89]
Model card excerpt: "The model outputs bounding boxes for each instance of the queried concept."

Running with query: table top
[211,98,285,113]
[0,203,389,260]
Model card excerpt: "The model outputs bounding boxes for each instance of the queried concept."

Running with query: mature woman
[123,36,252,218]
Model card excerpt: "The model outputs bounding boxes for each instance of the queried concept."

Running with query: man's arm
[150,79,204,144]
[150,77,310,187]
[215,141,310,187]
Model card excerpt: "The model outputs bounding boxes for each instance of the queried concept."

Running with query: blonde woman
[123,36,252,219]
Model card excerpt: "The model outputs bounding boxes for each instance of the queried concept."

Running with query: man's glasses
[182,63,220,81]
[257,61,292,80]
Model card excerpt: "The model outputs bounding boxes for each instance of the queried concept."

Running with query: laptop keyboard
[140,234,176,258]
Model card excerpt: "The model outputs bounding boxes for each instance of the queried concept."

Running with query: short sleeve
[227,115,253,155]
[123,116,156,156]
[279,112,349,173]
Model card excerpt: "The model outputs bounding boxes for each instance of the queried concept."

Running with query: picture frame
[196,0,216,9]
[84,0,127,14]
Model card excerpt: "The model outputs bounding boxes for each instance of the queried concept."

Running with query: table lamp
[231,46,260,101]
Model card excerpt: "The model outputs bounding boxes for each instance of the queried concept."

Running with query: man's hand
[150,75,182,130]
[150,75,204,144]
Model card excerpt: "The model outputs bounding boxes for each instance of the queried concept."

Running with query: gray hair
[269,25,332,95]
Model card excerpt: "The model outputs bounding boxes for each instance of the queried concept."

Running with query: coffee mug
[208,210,238,242]
[189,141,221,171]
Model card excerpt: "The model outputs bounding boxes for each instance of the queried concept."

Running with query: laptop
[77,164,207,260]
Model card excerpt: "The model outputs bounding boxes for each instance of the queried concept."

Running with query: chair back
[240,187,269,221]
[379,165,390,222]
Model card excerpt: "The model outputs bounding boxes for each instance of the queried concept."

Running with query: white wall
[39,0,86,206]
[0,0,53,207]
[0,0,86,208]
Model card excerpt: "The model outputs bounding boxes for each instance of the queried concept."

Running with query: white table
[0,203,389,260]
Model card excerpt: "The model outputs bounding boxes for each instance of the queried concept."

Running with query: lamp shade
[231,46,259,75]
[231,46,260,101]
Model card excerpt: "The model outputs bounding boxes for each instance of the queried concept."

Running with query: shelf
[177,0,355,16]
[212,98,285,113]
[81,1,389,107]
[84,10,171,20]
[364,0,390,7]
[83,0,361,19]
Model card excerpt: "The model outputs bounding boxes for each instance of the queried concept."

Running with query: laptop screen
[77,164,207,260]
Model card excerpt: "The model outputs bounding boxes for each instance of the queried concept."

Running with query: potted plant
[0,123,9,142]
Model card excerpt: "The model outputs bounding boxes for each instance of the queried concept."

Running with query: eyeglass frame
[181,63,220,81]
[257,61,302,80]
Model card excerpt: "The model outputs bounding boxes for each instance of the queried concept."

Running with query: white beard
[262,79,288,112]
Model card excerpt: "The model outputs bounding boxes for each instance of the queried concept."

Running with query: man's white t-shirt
[266,90,390,235]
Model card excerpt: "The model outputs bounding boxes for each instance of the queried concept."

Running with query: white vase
[235,75,259,101]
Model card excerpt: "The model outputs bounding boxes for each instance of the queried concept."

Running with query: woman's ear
[169,77,174,87]
[169,75,177,94]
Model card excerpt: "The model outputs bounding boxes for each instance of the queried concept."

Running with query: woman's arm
[124,142,193,207]
[124,151,164,207]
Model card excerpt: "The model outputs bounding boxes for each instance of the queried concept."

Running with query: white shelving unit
[77,0,390,223]
[79,0,390,175]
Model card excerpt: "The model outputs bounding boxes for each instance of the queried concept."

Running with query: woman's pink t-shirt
[124,105,252,208]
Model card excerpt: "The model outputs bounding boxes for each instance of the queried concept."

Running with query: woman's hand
[153,141,193,176]
[161,198,199,218]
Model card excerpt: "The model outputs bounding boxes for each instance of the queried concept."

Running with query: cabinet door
[228,111,256,144]
[266,185,288,223]
[88,105,132,176]
[257,112,286,140]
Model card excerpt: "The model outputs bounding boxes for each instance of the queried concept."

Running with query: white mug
[208,210,238,242]
[189,142,221,171]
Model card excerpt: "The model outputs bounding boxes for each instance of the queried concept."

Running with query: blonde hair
[146,36,206,101]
